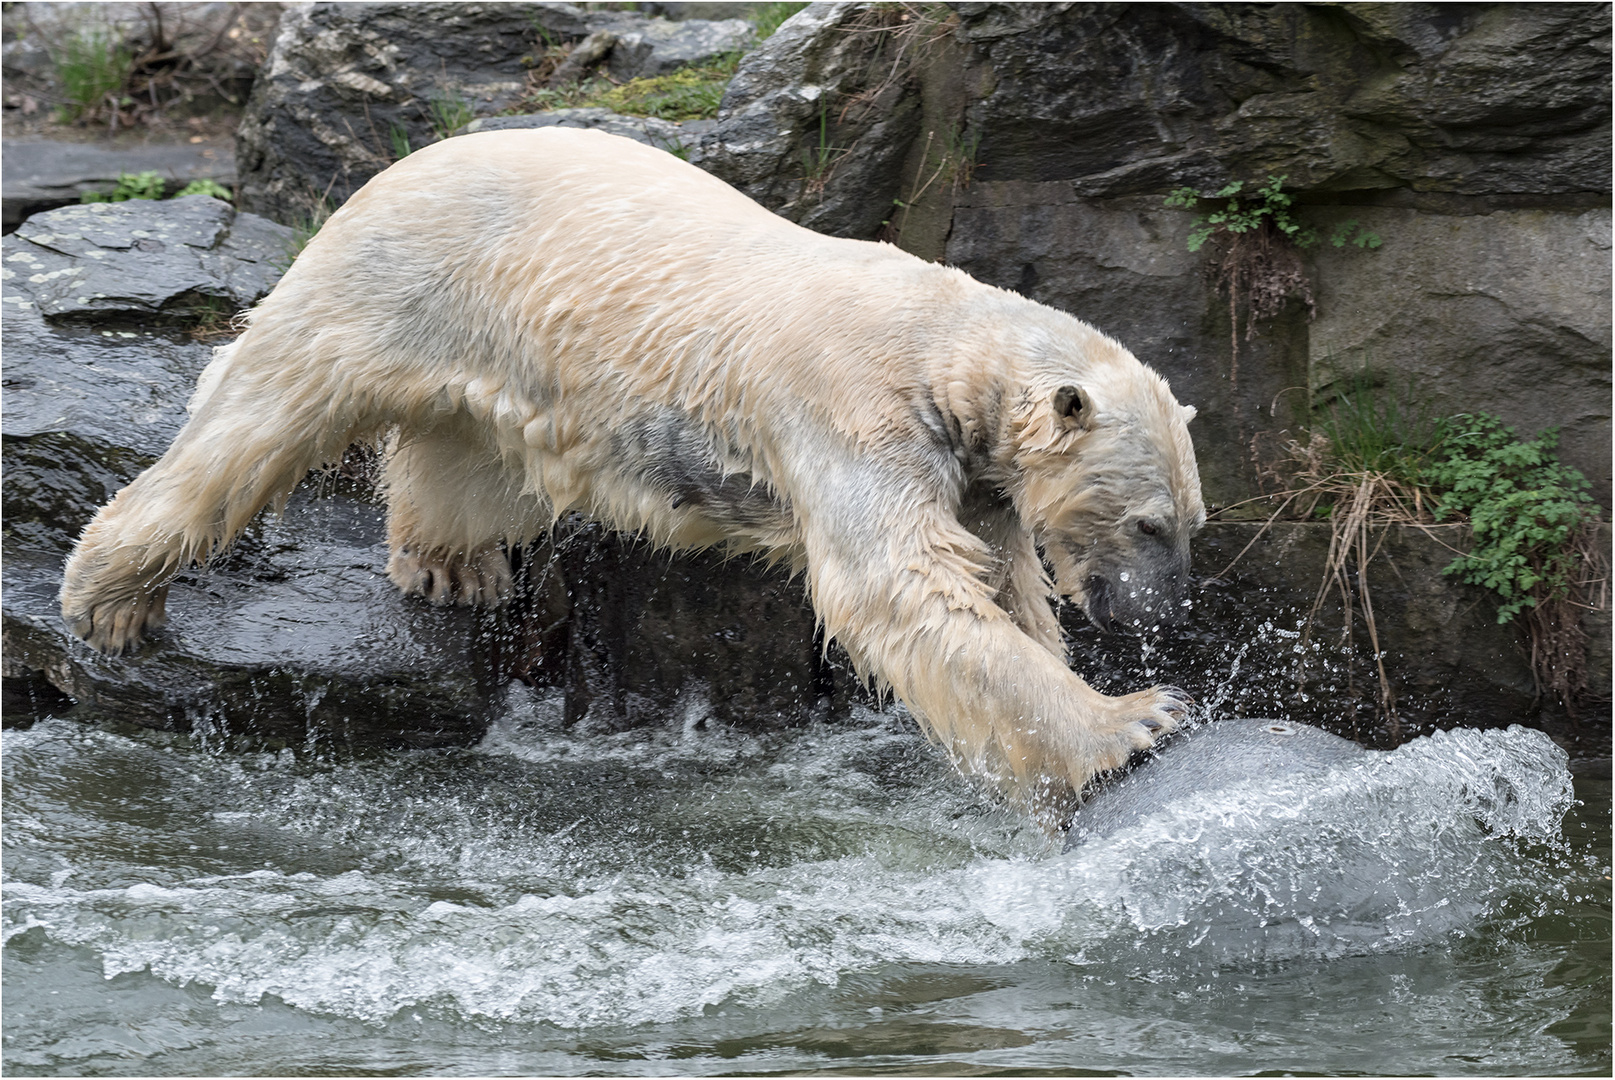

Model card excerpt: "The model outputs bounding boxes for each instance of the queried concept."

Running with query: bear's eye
[1137,520,1159,537]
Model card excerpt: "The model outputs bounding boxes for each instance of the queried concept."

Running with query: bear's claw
[388,546,513,608]
[64,588,169,655]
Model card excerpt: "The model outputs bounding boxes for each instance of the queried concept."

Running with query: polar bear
[60,128,1204,817]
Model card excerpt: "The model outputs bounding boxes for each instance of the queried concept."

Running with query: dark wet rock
[1,138,238,232]
[234,1,753,223]
[3,197,291,322]
[1,494,494,749]
[460,107,712,151]
[496,531,845,734]
[1,198,489,748]
[1065,520,1613,753]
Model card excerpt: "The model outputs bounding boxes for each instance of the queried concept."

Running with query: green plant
[800,108,849,194]
[51,25,134,124]
[598,56,741,120]
[274,199,337,272]
[1310,370,1440,489]
[389,122,414,161]
[1426,415,1595,624]
[175,179,233,200]
[1424,414,1602,715]
[83,173,235,203]
[184,295,241,342]
[426,89,475,140]
[82,170,167,202]
[1163,176,1381,402]
[516,54,740,122]
[1166,177,1381,254]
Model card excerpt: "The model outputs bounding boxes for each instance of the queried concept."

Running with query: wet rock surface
[3,196,288,320]
[1,199,487,747]
[235,1,753,223]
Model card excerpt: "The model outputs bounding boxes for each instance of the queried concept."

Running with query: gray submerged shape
[1066,717,1373,849]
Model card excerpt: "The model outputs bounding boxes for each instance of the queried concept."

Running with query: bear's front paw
[1095,683,1194,763]
[387,546,513,608]
[63,587,169,655]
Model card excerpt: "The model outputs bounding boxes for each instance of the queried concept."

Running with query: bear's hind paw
[387,546,513,608]
[63,588,169,655]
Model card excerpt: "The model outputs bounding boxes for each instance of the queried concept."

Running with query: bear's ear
[1181,404,1198,422]
[1052,384,1089,429]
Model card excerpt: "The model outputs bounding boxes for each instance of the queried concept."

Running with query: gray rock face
[692,2,926,239]
[955,2,1610,199]
[1,138,238,232]
[234,1,752,223]
[697,1,1612,509]
[705,3,1610,213]
[1306,206,1613,503]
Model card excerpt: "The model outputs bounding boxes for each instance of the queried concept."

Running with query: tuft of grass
[801,108,849,193]
[427,88,475,140]
[274,199,336,273]
[389,121,413,161]
[184,295,241,342]
[598,55,742,120]
[51,25,134,124]
[1309,370,1440,490]
[519,54,741,122]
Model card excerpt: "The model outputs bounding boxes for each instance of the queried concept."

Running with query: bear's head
[1009,367,1204,635]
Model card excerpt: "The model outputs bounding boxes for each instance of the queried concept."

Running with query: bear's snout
[1084,557,1190,636]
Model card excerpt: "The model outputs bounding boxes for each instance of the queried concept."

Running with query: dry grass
[1214,430,1443,735]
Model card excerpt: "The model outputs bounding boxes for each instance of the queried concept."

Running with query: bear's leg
[967,500,1065,661]
[60,357,375,654]
[800,482,1187,819]
[382,424,543,608]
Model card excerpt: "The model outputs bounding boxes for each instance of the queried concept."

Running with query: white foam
[1,716,1580,1028]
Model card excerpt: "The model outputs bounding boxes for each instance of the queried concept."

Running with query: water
[3,694,1609,1076]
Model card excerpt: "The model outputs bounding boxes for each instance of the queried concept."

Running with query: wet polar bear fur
[61,128,1204,818]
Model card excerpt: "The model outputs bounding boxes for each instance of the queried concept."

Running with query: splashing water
[3,697,1608,1075]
